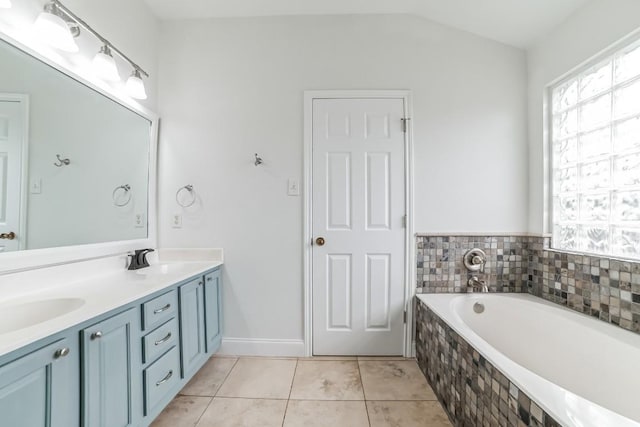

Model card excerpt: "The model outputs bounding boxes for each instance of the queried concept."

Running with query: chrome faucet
[468,276,488,293]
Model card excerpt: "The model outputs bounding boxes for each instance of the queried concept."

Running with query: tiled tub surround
[416,235,640,335]
[416,235,528,293]
[526,236,640,334]
[415,294,640,427]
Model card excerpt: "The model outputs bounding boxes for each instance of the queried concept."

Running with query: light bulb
[93,45,120,82]
[33,3,79,52]
[126,69,147,100]
[0,0,12,9]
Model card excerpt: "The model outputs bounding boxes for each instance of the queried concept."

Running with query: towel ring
[176,185,196,208]
[113,184,132,207]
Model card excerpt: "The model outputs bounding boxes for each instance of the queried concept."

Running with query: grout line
[213,357,240,397]
[356,359,371,427]
[193,356,240,427]
[281,358,299,427]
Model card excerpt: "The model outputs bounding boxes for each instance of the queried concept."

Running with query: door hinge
[403,310,407,324]
[401,118,411,133]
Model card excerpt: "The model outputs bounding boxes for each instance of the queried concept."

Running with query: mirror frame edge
[0,31,159,275]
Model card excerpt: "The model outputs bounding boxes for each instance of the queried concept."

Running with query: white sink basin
[0,297,85,335]
[136,264,185,276]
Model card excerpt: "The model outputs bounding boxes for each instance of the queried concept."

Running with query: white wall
[527,0,640,234]
[157,14,528,350]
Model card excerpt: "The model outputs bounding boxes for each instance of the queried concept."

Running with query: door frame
[303,90,415,357]
[0,93,30,251]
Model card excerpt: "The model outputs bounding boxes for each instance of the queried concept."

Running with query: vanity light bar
[52,0,149,78]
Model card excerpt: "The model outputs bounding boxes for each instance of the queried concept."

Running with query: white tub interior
[418,293,640,427]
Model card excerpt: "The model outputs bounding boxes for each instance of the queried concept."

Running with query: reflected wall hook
[176,184,196,208]
[254,153,263,166]
[54,154,70,167]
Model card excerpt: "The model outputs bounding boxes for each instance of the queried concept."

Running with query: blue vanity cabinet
[82,307,142,427]
[0,337,79,427]
[204,268,222,353]
[178,277,207,378]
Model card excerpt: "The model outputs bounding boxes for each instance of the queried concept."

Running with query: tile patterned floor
[151,356,451,427]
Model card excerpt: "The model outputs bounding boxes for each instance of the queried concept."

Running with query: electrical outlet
[134,213,145,228]
[172,214,182,228]
[287,179,300,196]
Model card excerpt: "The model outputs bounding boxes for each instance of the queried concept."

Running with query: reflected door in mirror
[0,98,25,253]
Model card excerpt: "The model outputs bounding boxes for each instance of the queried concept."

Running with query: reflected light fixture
[126,69,147,100]
[92,45,120,82]
[0,0,12,9]
[33,1,79,52]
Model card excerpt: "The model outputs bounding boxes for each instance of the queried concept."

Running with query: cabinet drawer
[143,346,180,415]
[143,318,178,364]
[142,290,178,331]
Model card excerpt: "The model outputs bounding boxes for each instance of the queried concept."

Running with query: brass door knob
[0,232,15,240]
[315,237,325,246]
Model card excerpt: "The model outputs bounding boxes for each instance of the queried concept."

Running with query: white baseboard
[219,337,306,357]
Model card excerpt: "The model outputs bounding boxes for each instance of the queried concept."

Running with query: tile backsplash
[416,234,640,334]
[416,235,527,293]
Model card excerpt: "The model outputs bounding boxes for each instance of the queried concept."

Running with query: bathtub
[417,293,640,427]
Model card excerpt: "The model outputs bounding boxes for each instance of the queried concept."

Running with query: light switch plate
[30,177,42,194]
[172,214,182,228]
[287,179,300,196]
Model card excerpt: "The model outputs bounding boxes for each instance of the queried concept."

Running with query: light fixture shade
[126,70,147,100]
[0,0,12,9]
[33,7,79,52]
[93,45,120,82]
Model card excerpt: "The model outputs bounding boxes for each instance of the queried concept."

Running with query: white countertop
[0,248,223,358]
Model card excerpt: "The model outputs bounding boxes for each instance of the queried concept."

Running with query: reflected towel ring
[113,184,132,207]
[176,185,196,208]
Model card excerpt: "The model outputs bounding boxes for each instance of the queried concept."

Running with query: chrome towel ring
[176,185,196,208]
[113,184,132,207]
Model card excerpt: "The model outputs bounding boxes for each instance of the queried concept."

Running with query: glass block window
[551,38,640,260]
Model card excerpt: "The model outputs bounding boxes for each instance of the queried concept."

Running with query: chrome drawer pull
[156,370,173,386]
[153,303,171,314]
[54,348,70,359]
[91,331,103,340]
[154,332,172,346]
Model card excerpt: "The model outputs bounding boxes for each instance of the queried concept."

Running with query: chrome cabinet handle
[91,331,103,340]
[154,332,172,346]
[206,276,212,282]
[0,232,16,240]
[54,348,70,359]
[153,303,171,314]
[156,370,173,386]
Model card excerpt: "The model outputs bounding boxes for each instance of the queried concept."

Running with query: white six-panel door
[312,98,406,355]
[0,99,25,252]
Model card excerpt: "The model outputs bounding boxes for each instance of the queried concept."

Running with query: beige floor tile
[196,398,287,427]
[216,358,297,399]
[180,357,237,397]
[290,360,364,400]
[283,400,369,427]
[359,360,436,400]
[150,396,212,427]
[367,401,452,427]
[357,356,411,361]
[300,356,357,361]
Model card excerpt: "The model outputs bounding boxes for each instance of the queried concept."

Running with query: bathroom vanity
[0,251,223,427]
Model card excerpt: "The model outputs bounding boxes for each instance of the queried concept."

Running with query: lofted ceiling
[143,0,590,48]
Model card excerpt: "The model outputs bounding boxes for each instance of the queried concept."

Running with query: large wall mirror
[0,35,155,265]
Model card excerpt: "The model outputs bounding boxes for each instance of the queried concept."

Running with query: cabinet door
[83,308,141,427]
[179,278,206,378]
[204,269,222,353]
[0,338,77,427]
